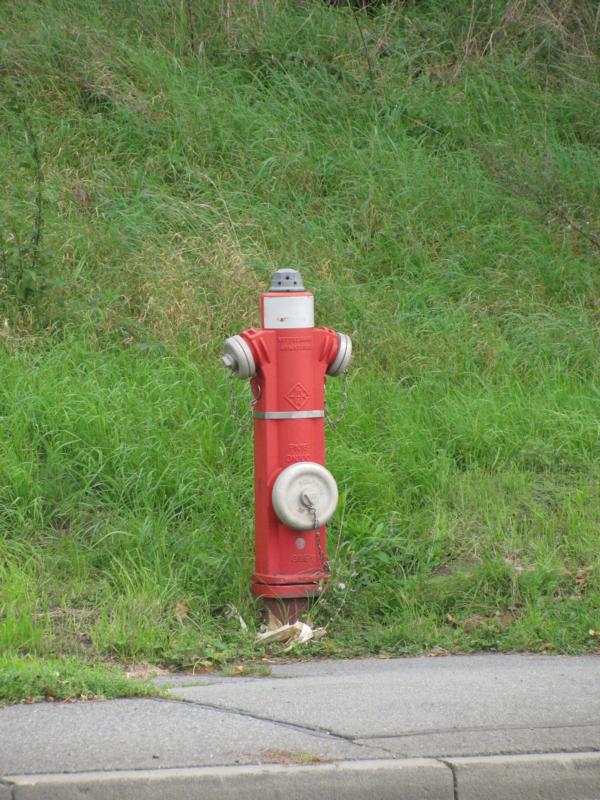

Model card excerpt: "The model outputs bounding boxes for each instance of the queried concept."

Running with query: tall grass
[0,0,599,668]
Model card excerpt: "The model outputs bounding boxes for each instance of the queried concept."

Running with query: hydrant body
[223,270,351,611]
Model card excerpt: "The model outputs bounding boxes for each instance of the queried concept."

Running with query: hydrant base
[252,571,328,586]
[251,581,325,599]
[253,583,323,626]
[258,596,312,627]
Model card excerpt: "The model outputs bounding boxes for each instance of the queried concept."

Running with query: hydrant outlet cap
[269,269,305,292]
[272,462,338,531]
[222,335,256,379]
[327,333,352,376]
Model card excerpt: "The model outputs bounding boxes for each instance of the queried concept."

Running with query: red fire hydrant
[223,269,352,622]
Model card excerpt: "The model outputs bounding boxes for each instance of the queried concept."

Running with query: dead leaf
[575,567,592,587]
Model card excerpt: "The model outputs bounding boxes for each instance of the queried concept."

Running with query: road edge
[3,752,600,800]
[2,759,452,800]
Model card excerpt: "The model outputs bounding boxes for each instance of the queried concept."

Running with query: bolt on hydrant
[222,269,352,624]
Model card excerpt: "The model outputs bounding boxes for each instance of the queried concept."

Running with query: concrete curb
[445,751,600,800]
[0,783,13,800]
[2,759,453,800]
[3,752,600,799]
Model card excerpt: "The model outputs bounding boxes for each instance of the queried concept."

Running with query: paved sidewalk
[1,654,600,798]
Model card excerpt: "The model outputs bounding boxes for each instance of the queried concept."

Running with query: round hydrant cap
[272,462,338,531]
[269,269,305,292]
[327,333,353,376]
[222,335,256,379]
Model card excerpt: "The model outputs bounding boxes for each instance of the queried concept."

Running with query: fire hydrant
[222,269,352,623]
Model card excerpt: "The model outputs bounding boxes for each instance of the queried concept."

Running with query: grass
[0,0,599,700]
[0,654,162,706]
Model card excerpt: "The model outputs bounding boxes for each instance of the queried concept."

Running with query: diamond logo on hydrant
[285,383,309,410]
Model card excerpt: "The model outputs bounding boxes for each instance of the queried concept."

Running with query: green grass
[1,0,599,697]
[0,654,161,706]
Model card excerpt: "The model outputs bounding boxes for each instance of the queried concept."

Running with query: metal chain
[310,532,360,631]
[298,499,359,634]
[228,375,259,434]
[325,369,350,429]
[301,492,330,573]
[301,530,356,632]
[315,526,329,573]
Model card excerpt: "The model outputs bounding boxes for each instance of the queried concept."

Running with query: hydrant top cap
[269,268,305,292]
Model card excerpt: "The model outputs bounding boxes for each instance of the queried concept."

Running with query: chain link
[309,531,359,632]
[300,496,356,635]
[301,492,330,573]
[315,526,329,573]
[325,369,350,429]
[228,375,260,433]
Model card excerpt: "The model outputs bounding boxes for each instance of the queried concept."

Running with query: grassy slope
[0,0,599,678]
